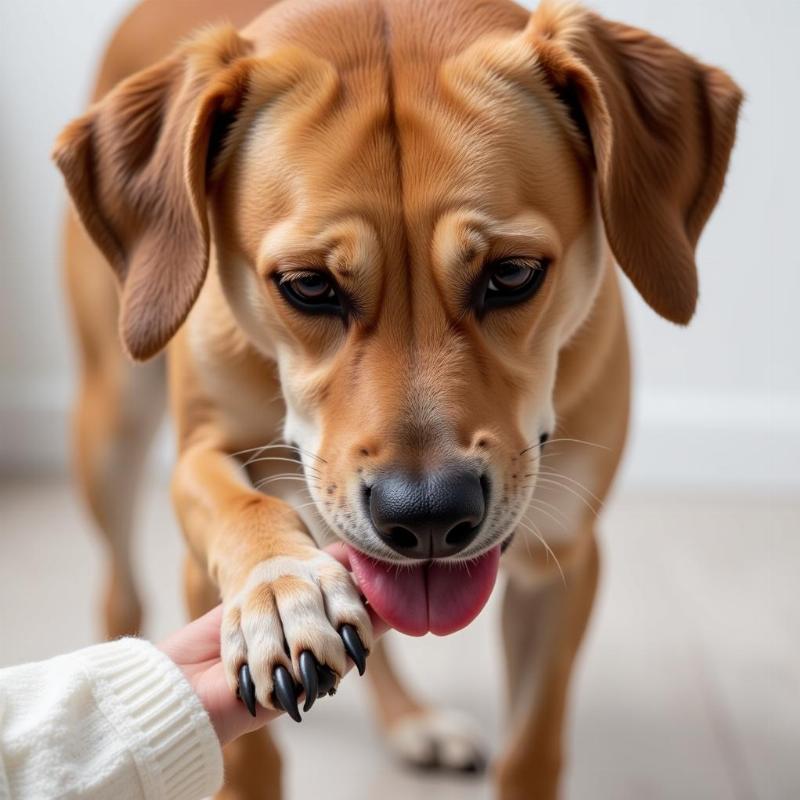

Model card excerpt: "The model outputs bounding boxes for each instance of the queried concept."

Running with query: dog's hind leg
[365,636,487,772]
[65,213,165,639]
[183,555,283,800]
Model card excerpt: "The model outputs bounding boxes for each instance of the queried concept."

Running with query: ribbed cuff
[0,746,9,800]
[76,638,224,800]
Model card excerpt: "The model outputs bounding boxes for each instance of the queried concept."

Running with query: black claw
[238,663,257,717]
[298,651,319,712]
[340,624,367,676]
[273,665,302,722]
[316,663,337,698]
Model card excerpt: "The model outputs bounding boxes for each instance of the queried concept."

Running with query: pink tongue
[347,545,501,636]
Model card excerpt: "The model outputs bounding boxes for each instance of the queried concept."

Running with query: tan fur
[55,0,741,796]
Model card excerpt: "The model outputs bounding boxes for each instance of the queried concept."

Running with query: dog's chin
[345,542,502,637]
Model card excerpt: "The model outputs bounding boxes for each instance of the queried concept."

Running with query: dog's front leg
[172,440,374,718]
[496,533,599,800]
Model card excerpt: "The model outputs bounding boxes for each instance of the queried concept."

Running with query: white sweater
[0,638,224,800]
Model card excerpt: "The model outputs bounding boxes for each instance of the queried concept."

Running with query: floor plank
[649,497,800,800]
[1,480,797,799]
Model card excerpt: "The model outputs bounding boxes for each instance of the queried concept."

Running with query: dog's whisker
[253,474,318,489]
[535,478,599,517]
[239,437,289,459]
[519,451,562,472]
[235,441,327,467]
[537,470,604,509]
[530,450,562,462]
[253,471,310,480]
[525,449,560,461]
[528,453,561,469]
[545,437,609,450]
[244,455,321,474]
[524,501,568,532]
[291,501,322,512]
[256,490,315,504]
[526,495,569,524]
[519,523,534,561]
[253,476,318,494]
[254,475,315,489]
[244,443,316,463]
[519,436,609,456]
[246,442,326,462]
[289,444,327,464]
[516,519,566,585]
[231,441,282,459]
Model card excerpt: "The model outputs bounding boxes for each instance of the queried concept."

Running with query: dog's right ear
[524,4,743,324]
[53,27,253,360]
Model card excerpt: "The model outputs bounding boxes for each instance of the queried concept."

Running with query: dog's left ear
[52,27,254,360]
[527,4,743,323]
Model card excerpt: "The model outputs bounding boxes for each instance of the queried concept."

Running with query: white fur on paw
[221,550,372,710]
[387,710,487,772]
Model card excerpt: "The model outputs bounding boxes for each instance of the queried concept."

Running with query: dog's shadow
[364,765,491,800]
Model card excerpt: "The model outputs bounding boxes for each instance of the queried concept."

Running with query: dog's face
[213,28,602,600]
[54,2,741,634]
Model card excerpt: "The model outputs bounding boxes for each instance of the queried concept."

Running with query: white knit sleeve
[0,638,224,800]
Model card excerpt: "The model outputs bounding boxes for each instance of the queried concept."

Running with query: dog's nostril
[479,473,490,503]
[361,483,372,509]
[445,520,475,547]
[387,526,418,550]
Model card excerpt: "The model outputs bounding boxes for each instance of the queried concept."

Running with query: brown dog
[54,0,741,797]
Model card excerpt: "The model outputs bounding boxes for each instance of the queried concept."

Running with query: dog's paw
[386,709,487,773]
[221,549,372,720]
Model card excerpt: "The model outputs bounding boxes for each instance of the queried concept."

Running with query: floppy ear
[53,27,253,359]
[527,4,743,323]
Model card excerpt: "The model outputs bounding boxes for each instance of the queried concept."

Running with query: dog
[53,0,741,796]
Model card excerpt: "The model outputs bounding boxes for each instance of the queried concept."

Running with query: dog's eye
[290,274,334,301]
[482,258,549,310]
[278,272,343,315]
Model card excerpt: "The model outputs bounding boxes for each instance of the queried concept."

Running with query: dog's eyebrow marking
[432,210,559,284]
[260,217,383,296]
[323,217,383,285]
[430,211,491,284]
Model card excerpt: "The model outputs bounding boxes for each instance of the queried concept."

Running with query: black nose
[368,468,486,559]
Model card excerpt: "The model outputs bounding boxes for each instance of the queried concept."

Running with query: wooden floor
[0,479,797,799]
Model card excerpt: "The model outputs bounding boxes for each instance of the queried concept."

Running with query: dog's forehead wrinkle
[375,0,418,352]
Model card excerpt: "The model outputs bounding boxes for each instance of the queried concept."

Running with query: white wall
[1,0,797,491]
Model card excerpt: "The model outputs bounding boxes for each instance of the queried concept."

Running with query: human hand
[158,543,388,746]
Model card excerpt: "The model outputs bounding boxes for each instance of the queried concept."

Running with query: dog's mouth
[346,544,501,636]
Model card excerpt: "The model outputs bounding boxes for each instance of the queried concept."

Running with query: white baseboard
[1,378,797,493]
[620,391,799,494]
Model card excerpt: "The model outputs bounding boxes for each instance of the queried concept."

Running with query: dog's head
[54,0,741,635]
